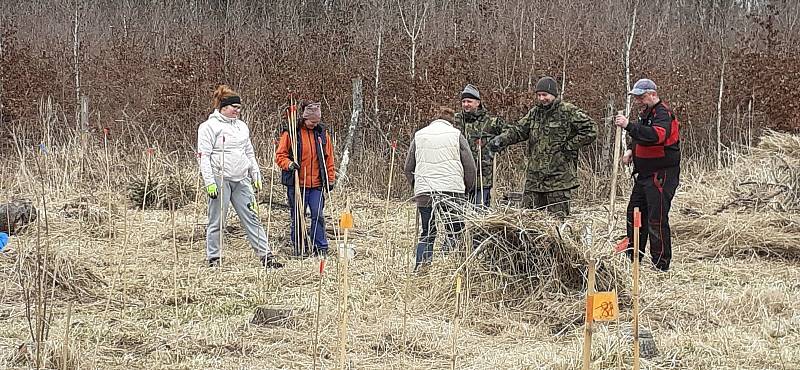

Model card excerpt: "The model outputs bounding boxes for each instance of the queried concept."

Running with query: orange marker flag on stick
[340,212,354,230]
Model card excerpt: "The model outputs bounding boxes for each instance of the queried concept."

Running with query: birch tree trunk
[337,77,363,185]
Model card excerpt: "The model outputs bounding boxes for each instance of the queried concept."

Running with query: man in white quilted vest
[404,107,477,271]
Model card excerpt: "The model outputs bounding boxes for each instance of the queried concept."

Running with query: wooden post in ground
[383,140,397,260]
[450,274,463,370]
[337,199,354,369]
[61,301,73,370]
[582,258,597,370]
[490,154,498,208]
[476,138,484,207]
[632,207,642,370]
[266,139,277,242]
[219,137,225,266]
[313,258,326,370]
[171,203,179,320]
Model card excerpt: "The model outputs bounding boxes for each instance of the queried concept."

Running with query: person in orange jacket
[275,101,336,257]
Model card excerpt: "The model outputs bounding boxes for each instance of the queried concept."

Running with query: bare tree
[73,0,82,131]
[527,11,537,92]
[397,0,428,79]
[374,20,383,124]
[623,0,638,117]
[716,56,725,169]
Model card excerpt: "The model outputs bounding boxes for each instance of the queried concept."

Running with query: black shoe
[261,255,284,269]
[208,257,220,267]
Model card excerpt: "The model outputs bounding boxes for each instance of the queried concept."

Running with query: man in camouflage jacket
[489,76,597,217]
[453,84,507,208]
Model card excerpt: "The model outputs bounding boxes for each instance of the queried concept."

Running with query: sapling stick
[450,274,462,370]
[382,140,397,260]
[401,209,416,366]
[61,301,73,370]
[171,203,179,320]
[266,139,277,243]
[337,199,352,370]
[632,207,642,370]
[135,148,154,256]
[581,259,597,370]
[608,110,624,238]
[477,138,484,207]
[219,137,225,266]
[312,258,326,370]
[188,152,203,290]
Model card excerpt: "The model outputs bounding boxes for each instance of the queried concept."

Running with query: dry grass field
[1,131,799,369]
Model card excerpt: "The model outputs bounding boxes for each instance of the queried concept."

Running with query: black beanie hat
[535,77,559,97]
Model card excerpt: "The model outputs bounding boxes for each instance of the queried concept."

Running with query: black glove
[287,162,300,172]
[487,137,503,153]
[327,182,335,192]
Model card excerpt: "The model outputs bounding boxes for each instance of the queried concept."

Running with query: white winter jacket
[197,110,261,187]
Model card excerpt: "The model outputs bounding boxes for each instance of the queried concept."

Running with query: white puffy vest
[413,119,465,195]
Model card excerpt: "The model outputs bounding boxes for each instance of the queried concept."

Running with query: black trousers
[625,166,680,271]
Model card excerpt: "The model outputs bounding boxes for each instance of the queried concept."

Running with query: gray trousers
[206,179,271,260]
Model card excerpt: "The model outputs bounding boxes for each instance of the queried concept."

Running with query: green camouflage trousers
[522,190,571,217]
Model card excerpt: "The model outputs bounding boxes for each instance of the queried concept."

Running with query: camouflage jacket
[495,99,596,192]
[454,106,506,188]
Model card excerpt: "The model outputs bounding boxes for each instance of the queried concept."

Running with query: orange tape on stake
[633,209,642,228]
[614,237,629,253]
[319,259,326,275]
[339,212,354,229]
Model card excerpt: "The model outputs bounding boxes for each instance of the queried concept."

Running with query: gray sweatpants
[206,179,271,260]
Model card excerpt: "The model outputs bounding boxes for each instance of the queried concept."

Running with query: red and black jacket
[626,100,680,174]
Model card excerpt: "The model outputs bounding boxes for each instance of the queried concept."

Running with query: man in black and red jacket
[615,78,680,272]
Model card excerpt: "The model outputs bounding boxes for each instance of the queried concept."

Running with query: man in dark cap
[453,84,507,208]
[488,76,597,217]
[614,78,681,272]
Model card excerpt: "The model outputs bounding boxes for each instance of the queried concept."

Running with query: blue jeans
[415,198,464,269]
[470,187,492,208]
[287,187,328,256]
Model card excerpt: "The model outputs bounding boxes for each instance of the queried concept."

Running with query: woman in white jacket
[197,85,282,268]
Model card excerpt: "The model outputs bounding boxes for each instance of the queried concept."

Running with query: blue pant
[287,187,328,256]
[415,198,464,269]
[470,187,492,208]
